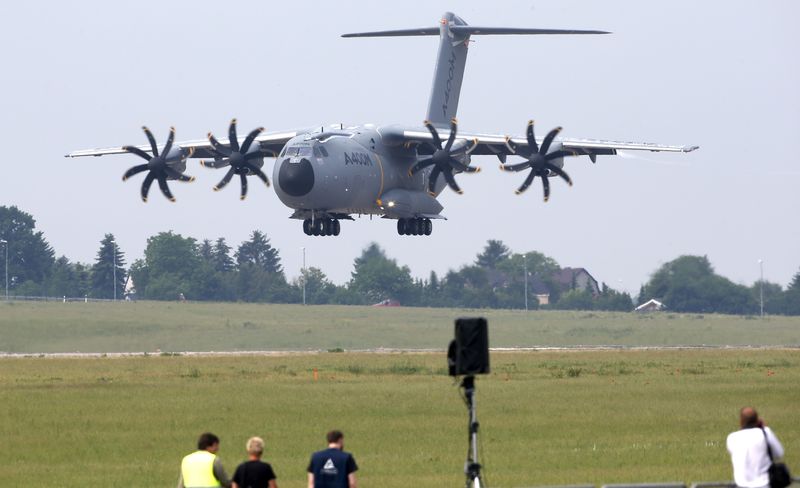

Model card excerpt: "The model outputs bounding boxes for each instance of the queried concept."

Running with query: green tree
[475,240,511,269]
[645,255,757,314]
[0,205,55,293]
[46,257,91,298]
[297,267,338,304]
[774,269,800,315]
[349,243,415,304]
[750,280,783,315]
[236,231,283,275]
[90,234,126,299]
[129,231,200,300]
[212,238,235,273]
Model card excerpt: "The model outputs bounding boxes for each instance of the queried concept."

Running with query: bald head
[740,407,760,429]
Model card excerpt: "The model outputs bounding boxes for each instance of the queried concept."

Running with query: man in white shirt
[726,407,785,488]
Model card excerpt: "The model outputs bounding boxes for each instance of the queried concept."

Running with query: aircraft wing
[401,127,699,162]
[65,130,299,159]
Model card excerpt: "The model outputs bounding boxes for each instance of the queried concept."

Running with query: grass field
[1,350,798,487]
[2,301,800,353]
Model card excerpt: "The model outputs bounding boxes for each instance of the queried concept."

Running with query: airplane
[67,12,698,238]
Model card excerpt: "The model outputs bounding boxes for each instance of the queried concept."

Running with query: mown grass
[1,301,800,353]
[0,350,798,487]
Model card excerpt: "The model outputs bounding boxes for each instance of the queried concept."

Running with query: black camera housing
[448,317,490,376]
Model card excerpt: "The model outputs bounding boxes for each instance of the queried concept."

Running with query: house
[635,299,665,312]
[551,267,601,296]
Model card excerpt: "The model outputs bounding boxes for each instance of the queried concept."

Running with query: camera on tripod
[447,318,490,488]
[448,317,490,376]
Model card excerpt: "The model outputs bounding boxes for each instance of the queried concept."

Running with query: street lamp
[0,239,7,301]
[301,247,306,306]
[523,253,529,311]
[758,259,764,318]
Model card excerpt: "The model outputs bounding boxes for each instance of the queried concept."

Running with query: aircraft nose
[278,157,315,197]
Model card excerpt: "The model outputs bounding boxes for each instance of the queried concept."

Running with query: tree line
[1,205,798,315]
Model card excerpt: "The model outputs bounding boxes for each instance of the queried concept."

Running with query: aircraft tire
[424,219,432,236]
[397,219,407,235]
[322,219,331,236]
[303,219,312,235]
[332,220,341,236]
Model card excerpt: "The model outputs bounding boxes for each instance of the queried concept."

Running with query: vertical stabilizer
[426,12,470,126]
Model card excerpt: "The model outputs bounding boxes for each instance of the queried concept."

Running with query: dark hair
[740,407,760,429]
[326,430,344,444]
[198,432,220,450]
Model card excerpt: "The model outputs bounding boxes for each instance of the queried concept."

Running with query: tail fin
[342,12,609,127]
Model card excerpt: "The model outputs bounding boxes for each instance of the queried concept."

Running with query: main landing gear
[303,218,340,236]
[397,217,432,236]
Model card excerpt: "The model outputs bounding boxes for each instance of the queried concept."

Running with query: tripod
[461,375,483,488]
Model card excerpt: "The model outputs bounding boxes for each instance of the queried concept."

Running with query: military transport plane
[67,12,698,237]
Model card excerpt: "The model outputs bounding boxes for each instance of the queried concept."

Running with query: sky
[0,0,798,295]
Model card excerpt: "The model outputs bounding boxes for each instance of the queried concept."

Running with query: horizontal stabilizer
[342,26,609,38]
[342,28,439,38]
[450,26,610,36]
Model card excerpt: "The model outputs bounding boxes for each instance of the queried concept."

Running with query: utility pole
[524,253,528,311]
[759,259,764,318]
[301,247,306,306]
[0,239,7,301]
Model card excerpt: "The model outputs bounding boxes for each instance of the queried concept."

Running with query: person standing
[178,432,233,488]
[232,436,278,488]
[726,407,785,488]
[307,430,358,488]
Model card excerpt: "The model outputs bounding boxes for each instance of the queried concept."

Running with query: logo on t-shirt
[322,458,338,475]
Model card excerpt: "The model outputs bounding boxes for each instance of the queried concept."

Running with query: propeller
[409,118,479,194]
[201,118,270,200]
[501,120,573,201]
[121,126,195,202]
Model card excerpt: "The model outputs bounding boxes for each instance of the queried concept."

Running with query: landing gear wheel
[312,219,323,236]
[397,219,407,235]
[332,219,341,236]
[321,219,331,236]
[424,219,432,236]
[303,219,312,235]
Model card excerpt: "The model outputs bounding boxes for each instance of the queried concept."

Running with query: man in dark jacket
[307,430,358,488]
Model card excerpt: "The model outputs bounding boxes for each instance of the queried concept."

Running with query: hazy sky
[1,0,797,294]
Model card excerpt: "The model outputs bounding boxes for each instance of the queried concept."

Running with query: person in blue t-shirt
[307,430,358,488]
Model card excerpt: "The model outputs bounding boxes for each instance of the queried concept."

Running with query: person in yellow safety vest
[177,432,233,488]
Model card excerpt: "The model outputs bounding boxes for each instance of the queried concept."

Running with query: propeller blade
[240,127,264,154]
[515,170,537,195]
[423,120,442,149]
[142,126,159,157]
[162,127,176,156]
[208,133,232,157]
[140,172,156,202]
[214,167,236,191]
[164,167,194,182]
[444,118,457,152]
[200,159,230,169]
[501,161,532,172]
[122,164,149,181]
[157,175,176,202]
[409,157,434,175]
[544,163,573,186]
[122,146,152,161]
[442,168,462,194]
[228,118,240,152]
[428,166,442,194]
[526,120,538,154]
[540,126,562,154]
[239,173,248,200]
[245,163,271,187]
[541,174,550,202]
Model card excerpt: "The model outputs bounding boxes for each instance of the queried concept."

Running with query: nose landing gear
[303,218,341,237]
[397,218,432,236]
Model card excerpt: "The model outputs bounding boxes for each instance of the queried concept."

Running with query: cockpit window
[314,145,329,158]
[284,146,313,157]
